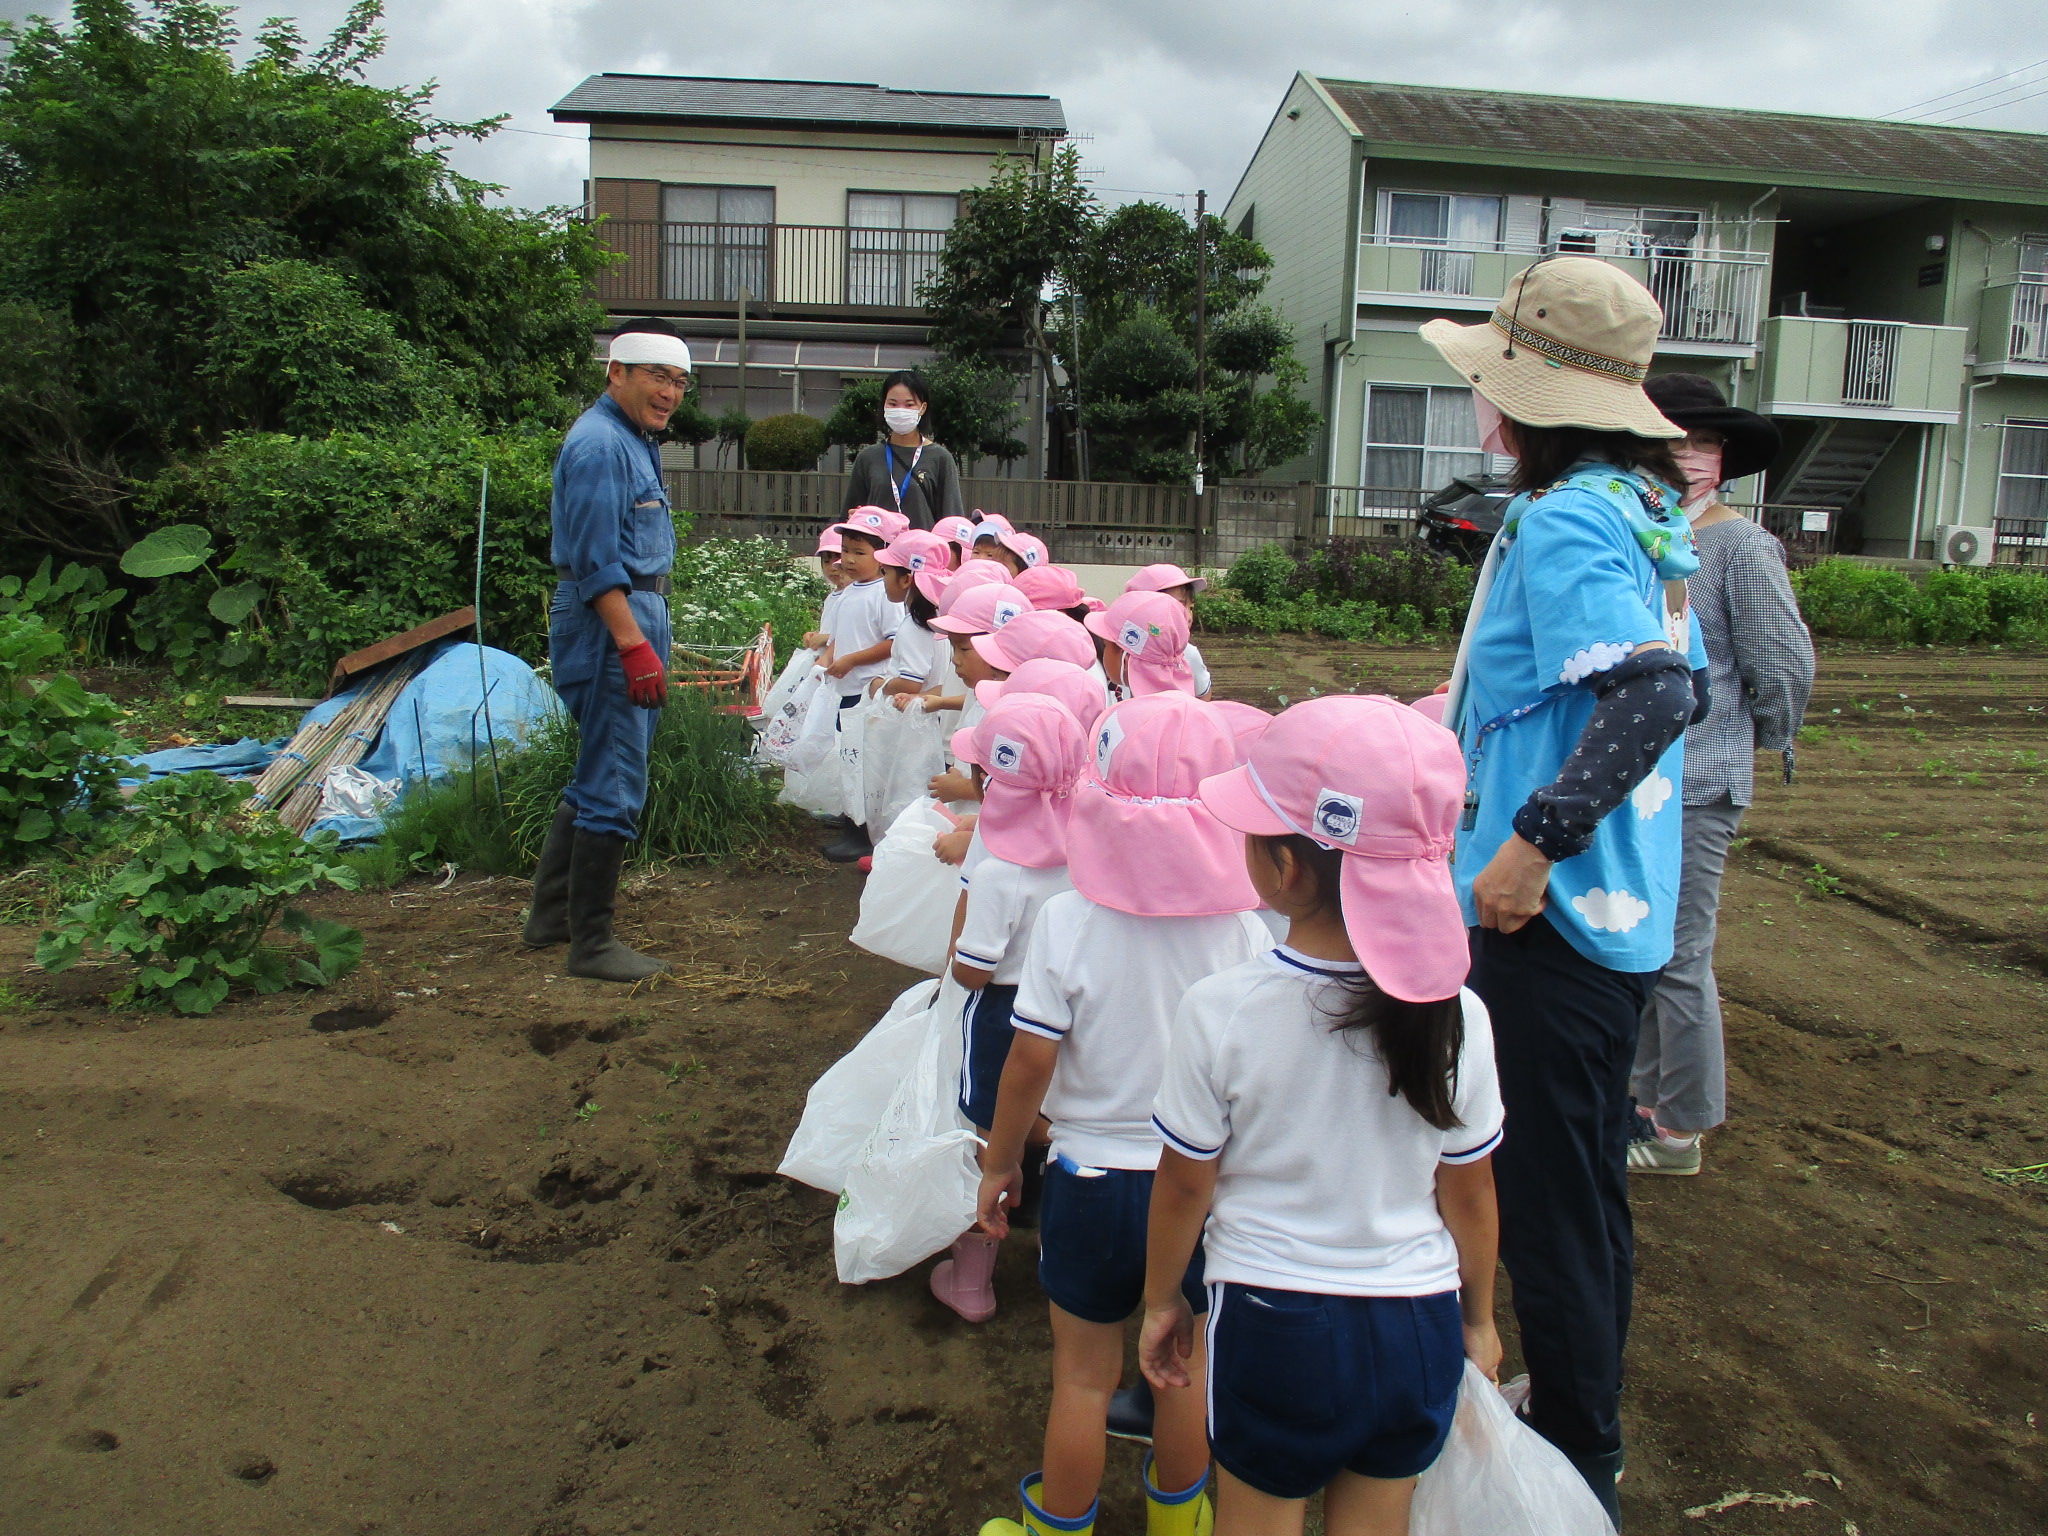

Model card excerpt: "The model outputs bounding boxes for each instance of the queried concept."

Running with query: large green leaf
[281,907,364,983]
[120,525,215,579]
[207,580,265,626]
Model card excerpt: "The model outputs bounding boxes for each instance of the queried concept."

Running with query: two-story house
[1226,76,2048,560]
[548,73,1067,472]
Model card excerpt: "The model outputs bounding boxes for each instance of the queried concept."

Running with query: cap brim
[1196,765,1292,838]
[1653,405,1782,480]
[1083,610,1118,643]
[973,679,1006,710]
[1406,692,1450,725]
[1419,317,1682,439]
[1339,854,1468,1004]
[929,614,983,636]
[969,632,1015,671]
[949,726,979,765]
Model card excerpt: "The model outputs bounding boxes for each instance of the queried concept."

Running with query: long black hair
[1506,422,1685,497]
[1257,834,1465,1130]
[905,584,940,632]
[878,368,932,437]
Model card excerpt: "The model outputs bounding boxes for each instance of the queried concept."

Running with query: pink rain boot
[929,1232,999,1323]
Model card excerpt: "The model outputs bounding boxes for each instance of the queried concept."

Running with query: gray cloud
[4,0,2046,212]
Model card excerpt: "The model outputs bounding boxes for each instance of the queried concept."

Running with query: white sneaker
[1627,1133,1703,1176]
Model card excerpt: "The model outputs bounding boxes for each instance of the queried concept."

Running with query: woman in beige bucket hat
[1421,255,1707,1529]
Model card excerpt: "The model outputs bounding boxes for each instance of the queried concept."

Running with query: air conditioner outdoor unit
[1933,522,1993,567]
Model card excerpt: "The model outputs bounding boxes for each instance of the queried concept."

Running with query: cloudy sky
[5,0,2048,213]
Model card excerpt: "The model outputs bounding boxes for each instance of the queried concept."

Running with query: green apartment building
[1225,77,2048,561]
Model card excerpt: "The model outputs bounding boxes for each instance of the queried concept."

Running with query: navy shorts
[1037,1158,1206,1325]
[1206,1284,1464,1498]
[958,983,1021,1130]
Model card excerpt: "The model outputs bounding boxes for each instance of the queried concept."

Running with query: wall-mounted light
[1287,108,1301,120]
[1925,234,1947,253]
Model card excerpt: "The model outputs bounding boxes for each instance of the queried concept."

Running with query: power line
[1883,55,2048,119]
[1898,74,2048,124]
[1934,79,2048,125]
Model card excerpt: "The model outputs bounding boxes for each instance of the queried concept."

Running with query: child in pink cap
[975,692,1272,1536]
[1139,695,1503,1536]
[925,694,1088,1325]
[922,581,1030,836]
[971,608,1096,675]
[1085,590,1201,700]
[1123,563,1212,697]
[872,531,953,704]
[932,514,978,567]
[801,529,850,651]
[974,658,1108,733]
[1015,563,1103,621]
[816,514,905,863]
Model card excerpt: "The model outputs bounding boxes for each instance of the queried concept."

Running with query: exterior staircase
[1770,418,1907,509]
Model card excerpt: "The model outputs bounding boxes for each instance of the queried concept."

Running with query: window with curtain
[1361,385,1486,508]
[661,185,774,302]
[1997,419,2048,523]
[847,192,960,306]
[1384,192,1503,249]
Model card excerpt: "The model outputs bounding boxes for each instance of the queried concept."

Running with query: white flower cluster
[669,537,828,646]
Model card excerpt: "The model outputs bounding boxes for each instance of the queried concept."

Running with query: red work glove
[618,640,667,708]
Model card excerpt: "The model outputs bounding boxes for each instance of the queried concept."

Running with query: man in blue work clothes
[521,319,689,982]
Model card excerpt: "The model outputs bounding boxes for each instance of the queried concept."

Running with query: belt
[556,568,671,595]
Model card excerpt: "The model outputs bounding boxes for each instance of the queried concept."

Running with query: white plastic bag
[833,975,980,1283]
[1410,1363,1618,1536]
[778,752,844,819]
[317,763,398,820]
[861,690,950,836]
[835,687,868,819]
[758,647,822,766]
[849,797,963,974]
[779,977,940,1193]
[784,676,842,776]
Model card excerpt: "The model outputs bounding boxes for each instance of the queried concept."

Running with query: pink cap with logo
[932,515,979,550]
[995,529,1049,569]
[874,529,950,574]
[914,559,1002,609]
[1198,694,1468,1003]
[970,512,1015,536]
[1016,565,1101,613]
[930,582,1030,636]
[827,505,911,543]
[973,658,1109,732]
[1123,562,1209,596]
[947,694,1089,868]
[971,609,1095,674]
[1085,591,1195,697]
[1067,693,1259,917]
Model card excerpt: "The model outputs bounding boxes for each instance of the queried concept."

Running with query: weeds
[1804,864,1845,899]
[1984,1162,2047,1192]
[0,979,36,1014]
[573,1100,599,1124]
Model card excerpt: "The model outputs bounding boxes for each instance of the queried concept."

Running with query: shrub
[744,412,828,471]
[0,613,135,865]
[670,537,829,649]
[126,418,563,686]
[1222,542,1298,605]
[1210,540,1472,641]
[1789,560,1918,641]
[0,558,128,662]
[1912,569,1991,645]
[1789,558,2048,646]
[35,773,362,1015]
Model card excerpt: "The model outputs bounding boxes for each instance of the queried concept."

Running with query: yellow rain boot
[978,1472,1097,1536]
[1141,1453,1213,1536]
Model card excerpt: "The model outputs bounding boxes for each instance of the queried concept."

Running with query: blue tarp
[124,736,284,784]
[303,641,561,843]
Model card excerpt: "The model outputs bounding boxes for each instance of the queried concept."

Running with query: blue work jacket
[549,393,675,607]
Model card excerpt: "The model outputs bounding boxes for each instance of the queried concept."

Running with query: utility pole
[735,286,750,471]
[1070,285,1088,481]
[1193,189,1208,564]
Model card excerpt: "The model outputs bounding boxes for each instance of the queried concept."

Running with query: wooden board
[327,608,476,694]
[223,696,323,710]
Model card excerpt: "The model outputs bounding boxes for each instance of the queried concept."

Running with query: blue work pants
[549,583,670,841]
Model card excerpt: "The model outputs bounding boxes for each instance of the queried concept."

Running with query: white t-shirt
[1186,641,1212,696]
[817,586,846,642]
[954,855,1074,985]
[890,620,940,684]
[1014,893,1272,1170]
[828,579,902,689]
[1152,947,1504,1298]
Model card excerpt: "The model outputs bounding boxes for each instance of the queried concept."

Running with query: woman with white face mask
[841,368,965,531]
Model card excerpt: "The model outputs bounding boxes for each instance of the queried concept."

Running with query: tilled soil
[3,640,2045,1535]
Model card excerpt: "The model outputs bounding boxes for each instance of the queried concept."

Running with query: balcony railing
[1978,276,2048,369]
[1757,316,1967,422]
[591,220,950,310]
[1356,237,1769,348]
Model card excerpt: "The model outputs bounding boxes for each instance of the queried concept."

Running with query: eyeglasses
[630,366,690,390]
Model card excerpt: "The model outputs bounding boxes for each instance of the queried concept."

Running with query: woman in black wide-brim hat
[1628,373,1813,1180]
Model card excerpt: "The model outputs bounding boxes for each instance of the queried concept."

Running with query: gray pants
[1633,798,1745,1133]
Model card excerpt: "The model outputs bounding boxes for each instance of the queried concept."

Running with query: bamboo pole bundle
[247,652,428,832]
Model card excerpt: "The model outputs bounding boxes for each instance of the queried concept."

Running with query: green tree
[0,0,609,563]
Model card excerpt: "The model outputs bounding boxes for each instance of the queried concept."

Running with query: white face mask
[883,406,924,435]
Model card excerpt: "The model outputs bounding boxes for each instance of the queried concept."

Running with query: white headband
[608,331,693,372]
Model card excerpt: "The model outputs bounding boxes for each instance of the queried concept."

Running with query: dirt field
[3,638,2044,1535]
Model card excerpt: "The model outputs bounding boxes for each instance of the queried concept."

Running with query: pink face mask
[1673,443,1724,512]
[1472,393,1514,458]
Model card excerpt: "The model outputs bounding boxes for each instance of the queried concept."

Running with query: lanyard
[889,443,925,512]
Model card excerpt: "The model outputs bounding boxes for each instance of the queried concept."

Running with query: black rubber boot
[1106,1375,1155,1445]
[565,830,666,983]
[821,824,872,863]
[520,800,578,947]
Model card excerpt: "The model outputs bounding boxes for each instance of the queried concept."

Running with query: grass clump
[1790,559,2048,646]
[1197,539,1473,643]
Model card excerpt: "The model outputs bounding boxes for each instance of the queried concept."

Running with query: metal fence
[593,221,948,310]
[1730,503,1843,564]
[1993,516,2048,566]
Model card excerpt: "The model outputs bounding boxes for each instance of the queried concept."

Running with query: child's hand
[825,655,856,679]
[928,769,978,802]
[891,692,924,713]
[802,631,829,650]
[1463,1318,1503,1382]
[932,825,974,866]
[1139,1299,1196,1391]
[976,1162,1022,1240]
